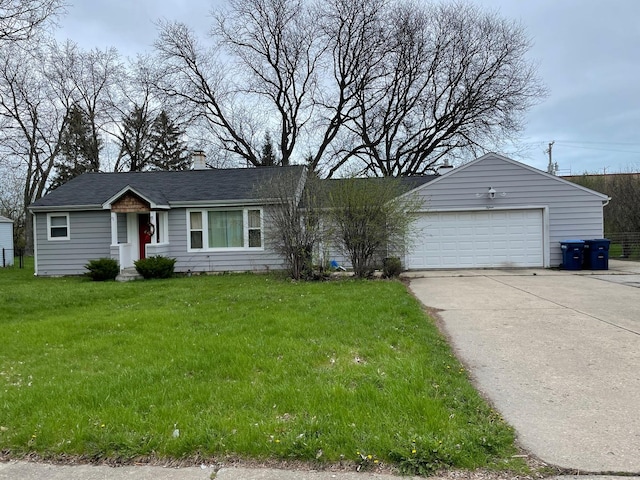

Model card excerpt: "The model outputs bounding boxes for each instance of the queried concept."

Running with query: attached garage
[408,209,544,269]
[405,153,609,269]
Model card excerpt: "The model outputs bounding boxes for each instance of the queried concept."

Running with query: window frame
[188,211,204,249]
[187,207,264,251]
[47,213,70,241]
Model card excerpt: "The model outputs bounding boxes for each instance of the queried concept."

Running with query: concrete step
[116,267,143,282]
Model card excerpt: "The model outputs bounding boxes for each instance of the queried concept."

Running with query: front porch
[105,191,170,271]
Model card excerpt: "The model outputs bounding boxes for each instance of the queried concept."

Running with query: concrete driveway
[407,260,640,473]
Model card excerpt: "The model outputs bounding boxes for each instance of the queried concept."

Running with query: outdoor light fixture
[476,187,506,200]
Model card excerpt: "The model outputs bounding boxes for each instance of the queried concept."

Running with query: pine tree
[149,110,190,171]
[115,105,155,172]
[259,132,278,167]
[51,105,101,188]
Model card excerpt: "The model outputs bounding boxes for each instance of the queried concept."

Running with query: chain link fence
[604,232,640,260]
[1,248,25,268]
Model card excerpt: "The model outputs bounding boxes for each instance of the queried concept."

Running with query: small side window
[189,211,203,249]
[47,214,69,240]
[248,209,262,248]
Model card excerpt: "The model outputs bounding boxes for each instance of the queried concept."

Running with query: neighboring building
[29,153,610,275]
[0,215,14,267]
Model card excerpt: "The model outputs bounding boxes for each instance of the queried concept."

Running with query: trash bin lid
[560,239,585,243]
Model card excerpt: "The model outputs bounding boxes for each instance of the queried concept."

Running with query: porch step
[116,267,143,282]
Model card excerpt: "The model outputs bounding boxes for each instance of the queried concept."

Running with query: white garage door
[407,209,544,269]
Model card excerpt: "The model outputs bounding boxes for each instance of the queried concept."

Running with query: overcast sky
[56,0,640,174]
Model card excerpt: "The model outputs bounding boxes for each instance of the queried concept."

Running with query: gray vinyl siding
[162,207,286,273]
[34,207,286,276]
[412,154,606,267]
[35,210,111,276]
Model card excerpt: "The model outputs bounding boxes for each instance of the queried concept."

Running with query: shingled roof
[30,166,307,210]
[301,175,437,208]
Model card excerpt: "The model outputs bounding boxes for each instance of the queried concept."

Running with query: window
[189,211,203,249]
[209,211,243,247]
[47,213,69,240]
[188,208,263,250]
[248,209,262,247]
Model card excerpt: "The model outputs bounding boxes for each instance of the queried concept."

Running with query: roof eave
[29,204,103,213]
[170,198,275,208]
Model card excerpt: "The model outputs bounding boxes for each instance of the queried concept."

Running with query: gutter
[29,204,103,213]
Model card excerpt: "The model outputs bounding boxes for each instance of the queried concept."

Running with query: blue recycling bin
[560,240,585,270]
[584,239,610,270]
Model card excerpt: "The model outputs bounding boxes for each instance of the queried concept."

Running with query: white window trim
[156,211,170,245]
[46,213,70,241]
[187,208,264,252]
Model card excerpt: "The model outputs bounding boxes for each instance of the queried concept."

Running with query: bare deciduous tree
[214,0,323,167]
[0,0,63,43]
[335,1,546,177]
[154,0,384,173]
[259,169,326,279]
[47,40,124,170]
[155,19,262,167]
[326,177,420,277]
[0,44,67,251]
[155,0,544,177]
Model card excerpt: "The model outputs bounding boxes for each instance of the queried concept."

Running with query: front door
[138,213,152,260]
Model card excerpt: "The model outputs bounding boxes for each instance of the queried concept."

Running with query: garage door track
[407,260,640,473]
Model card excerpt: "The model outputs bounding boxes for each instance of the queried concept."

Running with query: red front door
[138,213,152,260]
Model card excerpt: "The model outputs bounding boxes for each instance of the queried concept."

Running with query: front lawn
[0,264,523,474]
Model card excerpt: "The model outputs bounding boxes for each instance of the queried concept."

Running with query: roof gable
[413,153,610,200]
[102,186,167,210]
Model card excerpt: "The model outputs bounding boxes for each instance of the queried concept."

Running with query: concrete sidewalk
[408,260,640,473]
[1,462,639,480]
[4,461,638,480]
[0,461,417,480]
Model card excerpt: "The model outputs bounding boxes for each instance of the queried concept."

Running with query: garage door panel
[408,209,543,269]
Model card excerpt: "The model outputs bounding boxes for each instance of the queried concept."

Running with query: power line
[554,144,640,155]
[555,140,640,147]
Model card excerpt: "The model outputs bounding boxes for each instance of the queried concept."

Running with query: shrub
[383,256,403,278]
[134,255,176,279]
[85,258,119,281]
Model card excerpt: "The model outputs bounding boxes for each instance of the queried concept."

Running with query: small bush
[383,256,403,278]
[85,258,119,281]
[134,255,176,279]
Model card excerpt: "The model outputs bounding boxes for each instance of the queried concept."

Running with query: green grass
[609,242,640,260]
[0,261,523,474]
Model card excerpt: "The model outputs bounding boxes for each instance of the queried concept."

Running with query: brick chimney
[192,150,207,170]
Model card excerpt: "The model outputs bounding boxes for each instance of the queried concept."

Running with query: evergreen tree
[149,110,190,171]
[115,105,155,172]
[51,105,101,188]
[259,132,278,166]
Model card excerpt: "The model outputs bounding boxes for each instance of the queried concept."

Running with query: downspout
[32,214,38,276]
[603,197,611,207]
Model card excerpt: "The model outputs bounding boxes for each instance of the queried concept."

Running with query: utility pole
[546,141,557,175]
